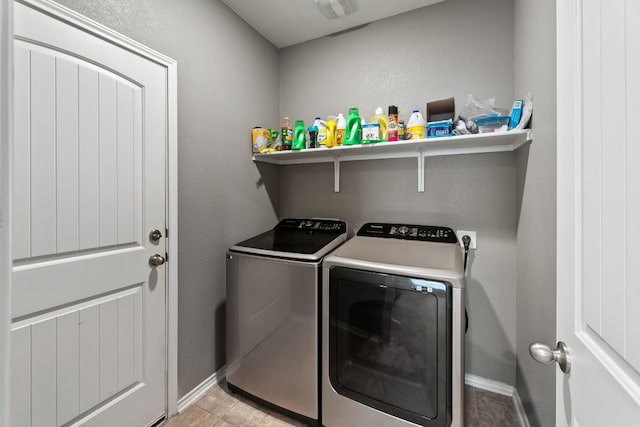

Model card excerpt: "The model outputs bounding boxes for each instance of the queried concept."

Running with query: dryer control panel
[357,222,457,243]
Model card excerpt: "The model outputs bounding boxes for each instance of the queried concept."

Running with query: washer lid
[230,218,347,261]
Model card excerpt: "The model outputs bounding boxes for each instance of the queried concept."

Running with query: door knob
[529,341,571,374]
[149,254,165,267]
[149,229,163,242]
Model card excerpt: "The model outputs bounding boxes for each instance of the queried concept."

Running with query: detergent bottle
[371,107,389,141]
[407,109,426,140]
[336,113,346,145]
[313,117,327,147]
[325,115,337,148]
[343,107,362,145]
[292,120,306,150]
[308,125,318,148]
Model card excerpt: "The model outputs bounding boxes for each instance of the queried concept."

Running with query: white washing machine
[322,222,465,427]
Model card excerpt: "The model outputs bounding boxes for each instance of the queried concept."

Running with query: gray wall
[278,0,519,385]
[514,0,557,426]
[55,0,281,398]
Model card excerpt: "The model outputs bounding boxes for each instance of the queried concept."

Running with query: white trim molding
[465,374,530,427]
[15,0,179,418]
[176,364,233,414]
[0,0,13,425]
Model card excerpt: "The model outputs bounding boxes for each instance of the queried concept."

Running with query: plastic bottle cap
[315,117,321,120]
[309,126,318,131]
[375,107,384,115]
[412,109,419,113]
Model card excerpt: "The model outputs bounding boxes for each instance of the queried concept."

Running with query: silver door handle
[149,254,166,267]
[149,229,163,242]
[529,341,571,374]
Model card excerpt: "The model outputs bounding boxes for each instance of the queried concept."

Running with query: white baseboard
[511,388,531,427]
[465,374,530,427]
[176,364,229,413]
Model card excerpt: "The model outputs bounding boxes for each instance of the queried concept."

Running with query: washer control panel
[277,218,347,234]
[357,222,457,243]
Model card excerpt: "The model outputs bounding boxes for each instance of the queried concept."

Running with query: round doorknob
[149,229,163,242]
[149,254,165,267]
[529,341,571,374]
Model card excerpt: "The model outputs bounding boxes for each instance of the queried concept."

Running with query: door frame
[6,0,180,418]
[1,0,14,425]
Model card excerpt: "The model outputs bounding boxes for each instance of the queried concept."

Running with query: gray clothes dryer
[322,223,465,427]
[226,218,347,426]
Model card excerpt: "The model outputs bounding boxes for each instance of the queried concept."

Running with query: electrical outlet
[456,230,477,249]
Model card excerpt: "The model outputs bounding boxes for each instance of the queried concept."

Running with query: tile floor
[162,380,520,427]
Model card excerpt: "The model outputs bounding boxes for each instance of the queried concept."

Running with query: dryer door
[329,267,451,426]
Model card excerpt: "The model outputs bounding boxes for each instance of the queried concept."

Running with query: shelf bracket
[417,150,425,192]
[334,158,340,193]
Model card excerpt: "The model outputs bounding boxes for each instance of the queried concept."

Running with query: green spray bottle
[343,107,362,145]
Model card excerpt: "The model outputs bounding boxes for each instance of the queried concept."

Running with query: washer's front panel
[227,252,320,421]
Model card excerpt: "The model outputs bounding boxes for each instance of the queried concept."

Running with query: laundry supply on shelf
[313,117,327,147]
[293,120,306,150]
[370,107,388,142]
[252,127,270,154]
[398,119,406,140]
[325,116,337,147]
[407,109,426,140]
[427,120,454,138]
[343,107,362,145]
[388,105,398,141]
[281,116,292,150]
[308,125,318,148]
[362,122,380,143]
[336,113,346,145]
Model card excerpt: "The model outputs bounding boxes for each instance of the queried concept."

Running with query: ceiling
[221,0,445,48]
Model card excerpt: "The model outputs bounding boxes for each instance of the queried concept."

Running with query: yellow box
[252,127,270,154]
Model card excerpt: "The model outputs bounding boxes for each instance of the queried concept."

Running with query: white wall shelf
[253,129,532,192]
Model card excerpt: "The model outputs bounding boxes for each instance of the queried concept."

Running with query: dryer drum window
[328,267,452,426]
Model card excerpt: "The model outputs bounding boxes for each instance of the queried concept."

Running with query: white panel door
[556,0,640,424]
[11,1,169,426]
